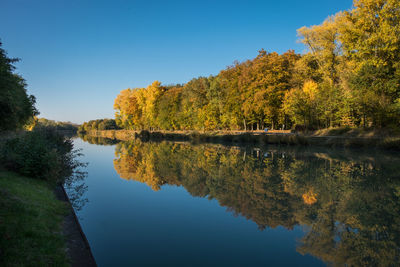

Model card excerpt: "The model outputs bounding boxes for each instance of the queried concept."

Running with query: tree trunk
[363,113,366,128]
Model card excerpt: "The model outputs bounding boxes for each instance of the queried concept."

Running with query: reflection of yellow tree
[111,140,400,266]
[113,141,304,229]
[302,189,317,205]
[281,154,400,266]
[113,141,164,191]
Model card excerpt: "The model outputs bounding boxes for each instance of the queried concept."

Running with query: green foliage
[0,128,80,184]
[35,118,79,132]
[78,118,120,133]
[156,85,183,130]
[338,0,400,128]
[0,41,37,131]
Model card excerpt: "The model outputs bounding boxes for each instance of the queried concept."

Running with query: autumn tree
[218,62,245,129]
[180,77,210,130]
[338,0,400,127]
[114,88,143,129]
[297,15,347,128]
[156,85,183,130]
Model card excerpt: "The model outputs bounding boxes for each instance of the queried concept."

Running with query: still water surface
[68,137,400,266]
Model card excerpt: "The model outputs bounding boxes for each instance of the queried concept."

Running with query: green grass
[0,171,69,266]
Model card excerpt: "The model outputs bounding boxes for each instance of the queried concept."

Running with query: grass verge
[0,171,69,266]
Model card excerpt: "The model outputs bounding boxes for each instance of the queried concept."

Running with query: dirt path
[55,186,97,267]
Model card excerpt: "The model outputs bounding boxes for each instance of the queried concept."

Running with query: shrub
[0,128,80,184]
[137,130,151,141]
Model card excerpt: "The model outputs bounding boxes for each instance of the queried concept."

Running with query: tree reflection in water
[63,142,89,212]
[88,137,400,266]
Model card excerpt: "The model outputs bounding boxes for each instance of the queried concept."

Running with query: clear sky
[0,0,353,124]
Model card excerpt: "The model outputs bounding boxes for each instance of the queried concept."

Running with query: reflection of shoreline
[80,129,400,150]
[108,139,400,266]
[63,138,90,212]
[79,133,400,164]
[78,133,120,146]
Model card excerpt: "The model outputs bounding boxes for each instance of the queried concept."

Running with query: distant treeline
[33,118,79,132]
[78,119,120,133]
[114,0,400,131]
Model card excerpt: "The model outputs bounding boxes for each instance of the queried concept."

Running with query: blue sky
[0,0,353,123]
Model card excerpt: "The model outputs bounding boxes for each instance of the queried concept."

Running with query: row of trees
[78,119,120,133]
[33,118,79,132]
[114,0,400,131]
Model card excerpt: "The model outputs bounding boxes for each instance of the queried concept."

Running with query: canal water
[67,137,400,266]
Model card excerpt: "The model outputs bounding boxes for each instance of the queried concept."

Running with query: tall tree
[338,0,400,127]
[0,41,37,130]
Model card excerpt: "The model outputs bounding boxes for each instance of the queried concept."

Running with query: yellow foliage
[302,189,318,205]
[302,80,319,101]
[24,116,38,131]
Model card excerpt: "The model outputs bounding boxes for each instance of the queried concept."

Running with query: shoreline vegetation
[80,128,400,150]
[1,39,94,265]
[0,129,95,266]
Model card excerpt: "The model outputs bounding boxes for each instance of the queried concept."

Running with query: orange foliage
[302,189,318,205]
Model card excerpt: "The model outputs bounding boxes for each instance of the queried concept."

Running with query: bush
[0,128,80,184]
[137,130,151,141]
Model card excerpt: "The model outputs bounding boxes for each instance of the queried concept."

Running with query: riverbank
[83,129,400,150]
[55,185,96,267]
[0,171,96,266]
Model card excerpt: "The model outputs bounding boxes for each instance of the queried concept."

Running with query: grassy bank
[84,129,400,150]
[0,171,69,266]
[0,129,91,266]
